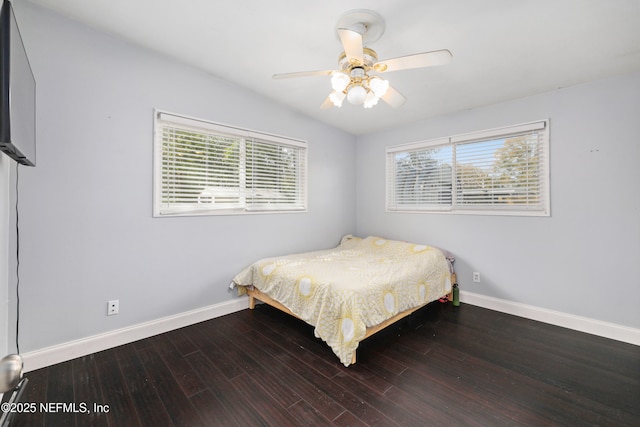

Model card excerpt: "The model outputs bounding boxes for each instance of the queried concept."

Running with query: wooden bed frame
[247,272,457,365]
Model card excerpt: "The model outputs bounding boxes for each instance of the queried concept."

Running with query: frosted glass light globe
[346,85,367,105]
[363,92,379,108]
[369,77,389,97]
[329,90,346,107]
[330,72,350,92]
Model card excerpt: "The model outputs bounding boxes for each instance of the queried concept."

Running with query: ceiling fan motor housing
[335,9,386,45]
[338,48,378,71]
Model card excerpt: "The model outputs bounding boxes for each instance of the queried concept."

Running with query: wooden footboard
[246,272,457,365]
[247,287,303,321]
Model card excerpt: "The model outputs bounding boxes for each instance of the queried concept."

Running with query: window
[386,120,549,216]
[154,111,307,216]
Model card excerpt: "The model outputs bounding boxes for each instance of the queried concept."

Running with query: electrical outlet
[473,272,481,283]
[107,300,119,316]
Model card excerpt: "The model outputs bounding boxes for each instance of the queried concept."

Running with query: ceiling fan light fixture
[369,77,389,98]
[329,90,346,107]
[346,84,367,105]
[273,9,449,111]
[363,91,379,109]
[331,72,350,92]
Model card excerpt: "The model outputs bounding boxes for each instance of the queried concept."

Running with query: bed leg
[249,294,255,310]
[351,352,356,365]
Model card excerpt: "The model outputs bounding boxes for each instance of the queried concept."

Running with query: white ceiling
[26,0,640,135]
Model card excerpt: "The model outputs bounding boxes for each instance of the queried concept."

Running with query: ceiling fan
[273,9,453,110]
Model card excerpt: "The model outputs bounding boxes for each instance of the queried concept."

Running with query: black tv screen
[0,0,35,166]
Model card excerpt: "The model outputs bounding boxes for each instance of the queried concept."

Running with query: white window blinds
[386,120,549,216]
[154,111,307,216]
[245,136,306,211]
[387,139,452,210]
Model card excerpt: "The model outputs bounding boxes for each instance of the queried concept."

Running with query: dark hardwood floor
[5,302,639,426]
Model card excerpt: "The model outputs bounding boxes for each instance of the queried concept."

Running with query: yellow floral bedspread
[231,236,452,366]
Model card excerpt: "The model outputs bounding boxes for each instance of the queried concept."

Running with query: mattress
[231,235,453,366]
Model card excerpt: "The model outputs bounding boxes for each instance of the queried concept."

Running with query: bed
[231,235,456,366]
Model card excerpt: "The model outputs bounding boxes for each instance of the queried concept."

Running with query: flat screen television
[0,0,35,166]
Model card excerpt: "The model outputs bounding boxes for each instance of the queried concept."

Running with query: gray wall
[355,72,640,329]
[6,2,356,353]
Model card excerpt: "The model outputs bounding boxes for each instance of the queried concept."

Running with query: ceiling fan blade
[381,85,407,108]
[374,49,452,73]
[272,70,334,79]
[320,96,334,109]
[337,28,364,64]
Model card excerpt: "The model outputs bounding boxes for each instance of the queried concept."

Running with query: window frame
[386,120,550,216]
[153,110,308,217]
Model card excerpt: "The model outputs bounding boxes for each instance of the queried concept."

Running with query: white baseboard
[461,291,640,346]
[21,292,638,372]
[22,297,249,372]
